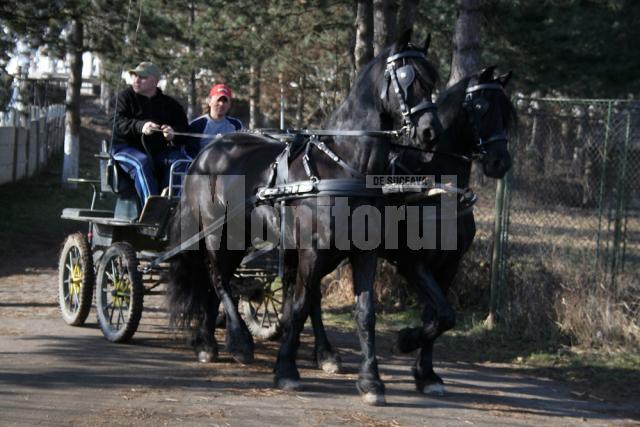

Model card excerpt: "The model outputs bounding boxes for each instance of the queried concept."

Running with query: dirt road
[1,264,638,427]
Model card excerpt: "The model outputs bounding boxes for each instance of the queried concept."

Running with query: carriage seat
[98,141,136,196]
[98,140,139,221]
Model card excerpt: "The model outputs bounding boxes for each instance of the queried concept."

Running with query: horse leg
[351,250,385,406]
[273,250,318,390]
[309,284,342,373]
[209,250,255,364]
[279,251,341,374]
[167,236,220,363]
[190,284,221,363]
[411,262,456,395]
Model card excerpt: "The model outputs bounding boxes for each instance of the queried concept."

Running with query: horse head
[462,66,515,178]
[379,29,443,147]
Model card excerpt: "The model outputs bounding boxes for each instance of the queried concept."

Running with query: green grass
[0,155,95,257]
[0,108,112,267]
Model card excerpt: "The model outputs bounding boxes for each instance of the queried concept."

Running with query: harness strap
[410,99,437,115]
[258,179,382,201]
[278,201,286,279]
[276,144,291,185]
[386,50,426,64]
[309,136,365,179]
[466,83,504,94]
[478,132,508,147]
[302,140,316,180]
[142,194,259,273]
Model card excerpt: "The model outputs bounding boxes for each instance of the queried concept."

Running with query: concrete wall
[0,105,64,185]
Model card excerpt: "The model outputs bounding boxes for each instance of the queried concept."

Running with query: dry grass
[558,277,640,349]
[321,200,640,351]
[321,260,413,313]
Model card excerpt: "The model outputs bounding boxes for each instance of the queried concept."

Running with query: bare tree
[447,0,481,88]
[249,61,261,129]
[187,1,197,119]
[354,0,374,72]
[373,0,397,56]
[62,18,83,187]
[295,75,306,128]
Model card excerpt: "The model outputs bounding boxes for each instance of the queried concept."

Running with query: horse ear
[498,70,512,87]
[391,28,412,54]
[479,65,496,82]
[398,28,412,48]
[423,33,431,54]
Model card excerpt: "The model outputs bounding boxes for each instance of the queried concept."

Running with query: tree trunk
[62,18,83,187]
[249,61,261,129]
[447,0,482,88]
[187,69,197,119]
[295,74,305,128]
[187,2,197,119]
[354,0,374,72]
[373,0,397,56]
[100,80,111,115]
[397,0,419,35]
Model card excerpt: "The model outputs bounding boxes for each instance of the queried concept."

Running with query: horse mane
[326,43,440,128]
[436,77,472,128]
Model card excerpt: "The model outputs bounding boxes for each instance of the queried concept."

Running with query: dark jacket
[112,86,188,156]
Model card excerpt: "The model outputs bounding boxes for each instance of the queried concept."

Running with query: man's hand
[142,121,160,135]
[161,125,175,142]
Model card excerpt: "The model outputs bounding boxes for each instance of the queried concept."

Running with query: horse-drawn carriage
[57,30,516,405]
[57,141,283,342]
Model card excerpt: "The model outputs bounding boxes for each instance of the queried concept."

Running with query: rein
[154,127,408,141]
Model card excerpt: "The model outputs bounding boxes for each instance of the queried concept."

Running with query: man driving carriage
[111,61,191,206]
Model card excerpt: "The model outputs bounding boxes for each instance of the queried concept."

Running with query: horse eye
[474,99,489,114]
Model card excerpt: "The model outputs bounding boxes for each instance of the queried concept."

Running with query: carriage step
[138,196,171,225]
[61,208,115,219]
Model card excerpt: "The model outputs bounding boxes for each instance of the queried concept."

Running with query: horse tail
[166,201,212,332]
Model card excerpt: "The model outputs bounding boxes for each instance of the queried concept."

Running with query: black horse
[306,66,516,395]
[166,29,442,405]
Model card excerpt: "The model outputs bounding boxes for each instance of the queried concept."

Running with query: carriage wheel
[240,277,283,340]
[95,242,143,343]
[58,232,95,326]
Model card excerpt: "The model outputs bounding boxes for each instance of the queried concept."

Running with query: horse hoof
[197,350,216,363]
[362,392,386,406]
[231,352,254,365]
[422,383,445,396]
[320,360,342,374]
[276,378,302,391]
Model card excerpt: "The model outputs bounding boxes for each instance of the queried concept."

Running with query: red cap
[209,84,232,100]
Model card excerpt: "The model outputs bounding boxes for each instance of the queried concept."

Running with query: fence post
[485,176,508,328]
[34,115,40,174]
[11,114,19,182]
[610,113,632,291]
[595,101,612,283]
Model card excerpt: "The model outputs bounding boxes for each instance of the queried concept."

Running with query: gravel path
[1,265,638,427]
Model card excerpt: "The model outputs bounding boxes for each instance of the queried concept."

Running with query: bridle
[380,50,438,138]
[389,78,511,174]
[462,81,508,159]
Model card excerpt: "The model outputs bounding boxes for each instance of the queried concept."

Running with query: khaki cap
[128,61,161,78]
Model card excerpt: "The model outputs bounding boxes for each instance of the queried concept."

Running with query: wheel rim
[101,255,132,331]
[63,246,83,315]
[246,280,283,330]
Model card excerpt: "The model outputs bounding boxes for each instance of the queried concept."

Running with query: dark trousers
[113,146,189,205]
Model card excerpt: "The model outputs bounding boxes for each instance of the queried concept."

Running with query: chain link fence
[482,97,640,346]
